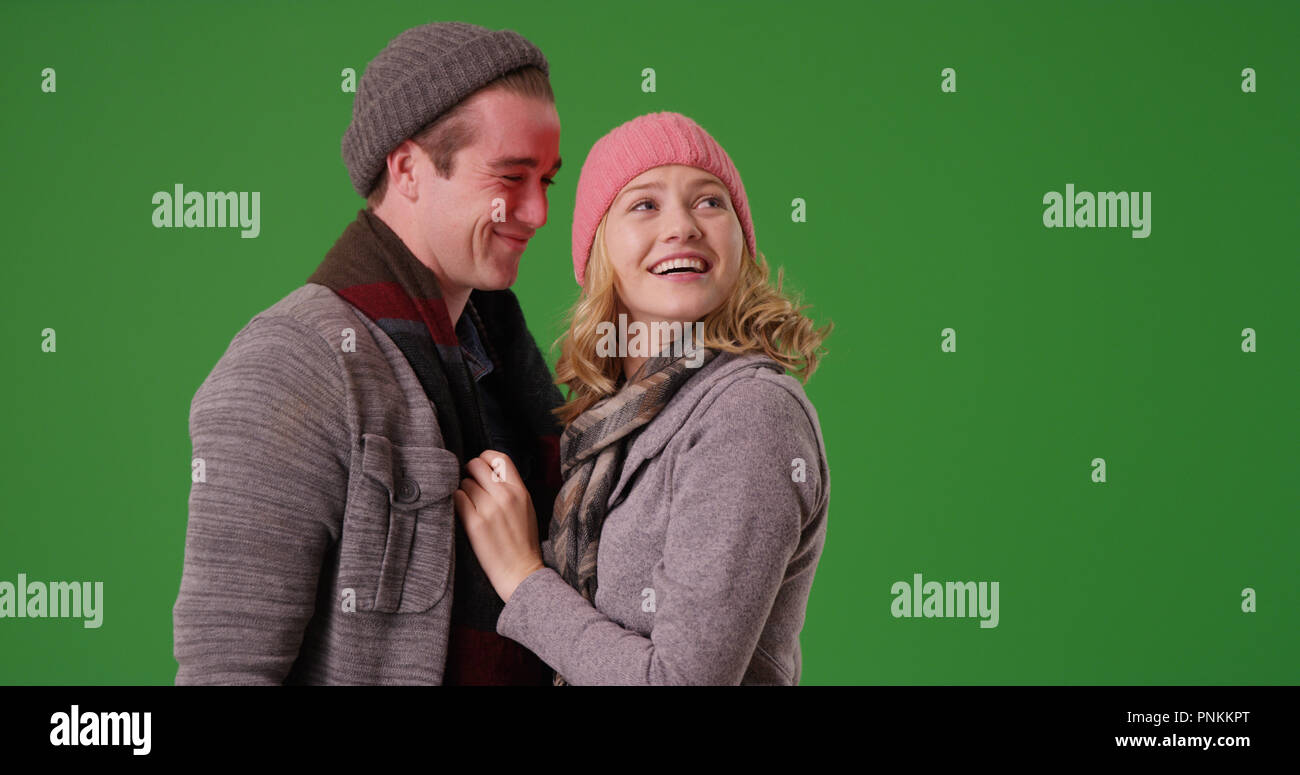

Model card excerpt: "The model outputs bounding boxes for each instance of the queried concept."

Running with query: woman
[453,112,832,685]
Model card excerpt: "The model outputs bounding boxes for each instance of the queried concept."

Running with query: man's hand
[453,450,545,602]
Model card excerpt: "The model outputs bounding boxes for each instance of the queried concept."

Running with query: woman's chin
[643,301,719,324]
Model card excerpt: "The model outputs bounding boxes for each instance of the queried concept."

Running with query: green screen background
[1,0,1296,684]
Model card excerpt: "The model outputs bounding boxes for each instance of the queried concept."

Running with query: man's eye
[501,175,523,182]
[542,178,555,187]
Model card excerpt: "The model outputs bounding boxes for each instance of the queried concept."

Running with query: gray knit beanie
[342,22,550,197]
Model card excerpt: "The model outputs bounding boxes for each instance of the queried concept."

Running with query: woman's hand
[453,450,545,602]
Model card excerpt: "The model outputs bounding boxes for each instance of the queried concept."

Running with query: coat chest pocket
[339,433,461,613]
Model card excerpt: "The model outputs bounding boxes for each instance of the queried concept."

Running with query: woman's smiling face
[602,164,744,328]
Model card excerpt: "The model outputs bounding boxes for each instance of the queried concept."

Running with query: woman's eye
[631,199,655,211]
[700,196,725,208]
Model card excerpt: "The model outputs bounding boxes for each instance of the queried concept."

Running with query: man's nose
[513,181,548,230]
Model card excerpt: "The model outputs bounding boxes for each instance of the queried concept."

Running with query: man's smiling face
[414,87,562,293]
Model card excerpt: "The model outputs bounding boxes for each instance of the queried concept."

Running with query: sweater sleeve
[496,374,822,685]
[173,315,350,685]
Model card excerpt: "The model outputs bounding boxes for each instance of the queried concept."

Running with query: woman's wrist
[502,558,547,603]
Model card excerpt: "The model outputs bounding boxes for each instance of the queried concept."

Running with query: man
[173,21,565,684]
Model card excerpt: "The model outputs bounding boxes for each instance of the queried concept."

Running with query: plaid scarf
[548,344,718,684]
[308,208,564,684]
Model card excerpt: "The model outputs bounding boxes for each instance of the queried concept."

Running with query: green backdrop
[2,0,1296,685]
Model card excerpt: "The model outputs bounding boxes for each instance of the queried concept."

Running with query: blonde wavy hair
[552,213,833,424]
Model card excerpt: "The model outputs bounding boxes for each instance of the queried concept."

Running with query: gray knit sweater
[174,285,462,684]
[496,352,830,685]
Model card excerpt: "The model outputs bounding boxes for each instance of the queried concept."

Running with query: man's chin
[478,265,520,291]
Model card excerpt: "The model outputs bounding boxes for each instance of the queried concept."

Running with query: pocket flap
[350,433,461,613]
[361,433,462,508]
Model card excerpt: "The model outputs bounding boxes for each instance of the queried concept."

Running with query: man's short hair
[367,65,554,208]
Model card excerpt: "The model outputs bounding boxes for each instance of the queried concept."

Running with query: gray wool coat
[496,351,830,685]
[174,284,466,684]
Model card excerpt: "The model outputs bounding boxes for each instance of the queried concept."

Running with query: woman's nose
[661,204,702,242]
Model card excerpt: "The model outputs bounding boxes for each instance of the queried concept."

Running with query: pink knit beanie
[571,112,757,287]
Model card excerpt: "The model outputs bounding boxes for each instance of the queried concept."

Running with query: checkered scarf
[547,344,718,684]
